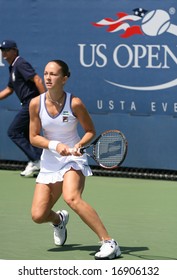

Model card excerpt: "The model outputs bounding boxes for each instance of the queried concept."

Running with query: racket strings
[93,132,126,168]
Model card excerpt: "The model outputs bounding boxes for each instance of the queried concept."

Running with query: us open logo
[92,8,177,38]
[89,8,177,91]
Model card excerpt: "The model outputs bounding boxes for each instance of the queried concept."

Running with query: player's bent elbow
[29,135,38,147]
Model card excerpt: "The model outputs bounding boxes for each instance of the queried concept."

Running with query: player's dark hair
[51,59,71,78]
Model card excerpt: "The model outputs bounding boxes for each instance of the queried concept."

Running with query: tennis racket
[70,129,128,169]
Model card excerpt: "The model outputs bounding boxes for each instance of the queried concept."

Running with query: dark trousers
[7,102,42,162]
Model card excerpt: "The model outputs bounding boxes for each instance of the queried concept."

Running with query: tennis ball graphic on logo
[141,9,171,36]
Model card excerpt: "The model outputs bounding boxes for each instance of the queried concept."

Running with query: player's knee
[31,209,45,224]
[64,196,80,210]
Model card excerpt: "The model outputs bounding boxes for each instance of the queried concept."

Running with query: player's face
[44,62,67,89]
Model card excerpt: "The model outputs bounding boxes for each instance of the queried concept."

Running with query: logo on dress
[62,111,69,122]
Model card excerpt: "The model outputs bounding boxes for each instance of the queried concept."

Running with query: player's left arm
[72,96,96,149]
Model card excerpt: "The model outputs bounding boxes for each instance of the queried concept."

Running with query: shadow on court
[48,244,97,253]
[48,244,149,259]
[120,246,177,260]
[48,244,177,260]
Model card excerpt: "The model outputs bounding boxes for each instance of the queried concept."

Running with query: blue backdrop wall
[0,0,177,170]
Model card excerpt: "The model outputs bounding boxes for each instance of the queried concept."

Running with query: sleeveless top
[36,92,92,183]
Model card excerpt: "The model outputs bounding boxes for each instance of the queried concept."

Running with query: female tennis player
[29,59,121,260]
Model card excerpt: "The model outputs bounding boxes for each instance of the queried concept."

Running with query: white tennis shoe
[95,239,121,260]
[53,210,69,246]
[20,160,40,177]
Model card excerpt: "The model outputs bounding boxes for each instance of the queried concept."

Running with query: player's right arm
[29,96,49,149]
[0,86,13,100]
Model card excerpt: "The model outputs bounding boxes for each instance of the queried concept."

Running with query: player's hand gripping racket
[70,129,128,169]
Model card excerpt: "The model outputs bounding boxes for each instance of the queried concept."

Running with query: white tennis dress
[36,92,92,184]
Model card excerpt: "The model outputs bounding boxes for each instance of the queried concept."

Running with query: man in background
[0,40,46,177]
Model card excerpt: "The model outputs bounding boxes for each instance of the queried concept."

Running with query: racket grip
[69,147,84,154]
[79,148,85,154]
[69,147,78,154]
[69,148,74,153]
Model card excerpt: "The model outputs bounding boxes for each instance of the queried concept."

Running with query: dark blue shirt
[8,56,40,103]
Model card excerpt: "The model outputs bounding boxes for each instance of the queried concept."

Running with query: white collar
[12,56,20,66]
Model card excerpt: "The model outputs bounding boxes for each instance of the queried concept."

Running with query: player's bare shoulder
[71,95,83,106]
[71,95,87,116]
[29,95,40,113]
[71,96,88,117]
[71,95,87,109]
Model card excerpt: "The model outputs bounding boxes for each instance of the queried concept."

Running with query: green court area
[0,170,177,260]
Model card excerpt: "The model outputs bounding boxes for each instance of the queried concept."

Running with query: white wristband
[48,140,60,151]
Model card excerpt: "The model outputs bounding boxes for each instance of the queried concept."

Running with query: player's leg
[31,182,62,224]
[31,181,69,246]
[62,169,121,259]
[62,169,110,239]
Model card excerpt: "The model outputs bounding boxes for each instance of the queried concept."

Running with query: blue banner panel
[0,0,177,170]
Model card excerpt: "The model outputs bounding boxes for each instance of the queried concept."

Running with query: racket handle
[69,147,78,154]
[79,148,85,154]
[69,147,84,154]
[69,148,74,153]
